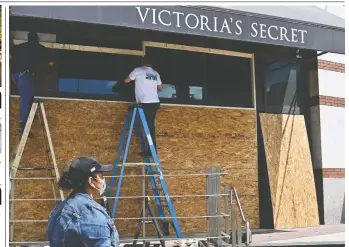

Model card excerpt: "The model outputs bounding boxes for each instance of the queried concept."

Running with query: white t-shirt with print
[129,66,162,103]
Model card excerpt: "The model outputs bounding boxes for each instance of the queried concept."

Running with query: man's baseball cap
[70,157,113,173]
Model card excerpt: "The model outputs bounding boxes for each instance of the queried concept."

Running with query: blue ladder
[107,104,183,238]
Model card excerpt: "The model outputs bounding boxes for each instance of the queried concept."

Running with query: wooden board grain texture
[10,97,258,241]
[260,113,319,229]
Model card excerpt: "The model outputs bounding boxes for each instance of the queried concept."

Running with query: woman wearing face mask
[47,157,119,247]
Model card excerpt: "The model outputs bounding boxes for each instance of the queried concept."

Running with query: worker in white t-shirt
[124,55,163,157]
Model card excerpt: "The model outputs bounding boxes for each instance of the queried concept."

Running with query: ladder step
[17,168,54,171]
[142,220,153,224]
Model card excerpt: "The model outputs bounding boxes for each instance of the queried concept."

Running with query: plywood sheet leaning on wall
[10,97,258,241]
[260,113,319,229]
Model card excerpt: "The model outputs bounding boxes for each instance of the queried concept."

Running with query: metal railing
[232,186,252,246]
[9,167,252,247]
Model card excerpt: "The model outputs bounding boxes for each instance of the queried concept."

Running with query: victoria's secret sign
[136,7,308,44]
[10,6,344,53]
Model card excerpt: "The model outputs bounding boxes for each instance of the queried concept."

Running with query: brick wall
[318,59,345,73]
[322,168,345,178]
[319,95,345,107]
[311,95,345,107]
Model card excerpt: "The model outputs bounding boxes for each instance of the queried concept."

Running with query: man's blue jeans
[12,71,34,132]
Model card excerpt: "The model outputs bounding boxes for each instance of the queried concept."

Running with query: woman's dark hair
[58,168,97,194]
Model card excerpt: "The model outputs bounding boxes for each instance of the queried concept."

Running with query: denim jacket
[47,193,119,247]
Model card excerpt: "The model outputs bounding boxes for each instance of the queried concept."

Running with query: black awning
[10,5,345,54]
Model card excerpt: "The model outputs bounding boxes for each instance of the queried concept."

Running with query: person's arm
[81,223,114,247]
[124,68,138,83]
[124,76,132,83]
[157,73,163,91]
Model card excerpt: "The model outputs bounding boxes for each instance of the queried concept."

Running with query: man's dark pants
[12,71,34,132]
[140,102,160,152]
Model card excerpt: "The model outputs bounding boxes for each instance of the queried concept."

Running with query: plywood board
[10,97,258,241]
[260,113,319,229]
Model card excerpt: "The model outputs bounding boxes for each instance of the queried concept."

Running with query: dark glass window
[59,78,116,95]
[55,50,140,101]
[147,47,253,108]
[189,86,203,100]
[13,47,254,108]
[158,84,176,99]
[263,62,303,114]
[205,53,252,107]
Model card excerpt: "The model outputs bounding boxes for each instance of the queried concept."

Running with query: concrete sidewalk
[250,224,345,246]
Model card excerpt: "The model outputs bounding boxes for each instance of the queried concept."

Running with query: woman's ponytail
[58,171,75,190]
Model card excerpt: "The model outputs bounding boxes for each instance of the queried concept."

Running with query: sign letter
[298,30,307,44]
[185,13,199,29]
[158,10,171,26]
[251,23,258,37]
[235,20,242,35]
[280,27,290,41]
[267,25,278,40]
[200,15,212,31]
[136,7,150,23]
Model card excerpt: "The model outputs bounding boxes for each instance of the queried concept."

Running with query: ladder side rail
[111,107,138,218]
[10,102,39,181]
[10,102,39,242]
[137,107,183,238]
[107,110,133,200]
[132,209,145,246]
[37,107,58,203]
[144,163,166,220]
[40,102,65,201]
[147,198,166,247]
[134,117,166,220]
[10,181,15,241]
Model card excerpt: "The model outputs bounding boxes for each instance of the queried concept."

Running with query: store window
[158,84,176,99]
[12,47,254,108]
[262,61,306,114]
[55,50,139,100]
[59,78,117,95]
[146,47,253,108]
[189,86,203,100]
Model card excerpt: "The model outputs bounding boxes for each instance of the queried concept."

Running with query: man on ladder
[10,31,54,136]
[124,55,163,157]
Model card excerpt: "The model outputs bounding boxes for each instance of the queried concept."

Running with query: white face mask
[99,178,107,195]
[92,178,107,196]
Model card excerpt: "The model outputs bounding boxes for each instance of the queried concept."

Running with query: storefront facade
[9,5,345,242]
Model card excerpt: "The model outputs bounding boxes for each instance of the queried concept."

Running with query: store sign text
[136,7,308,44]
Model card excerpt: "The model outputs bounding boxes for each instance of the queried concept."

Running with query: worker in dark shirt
[11,31,53,135]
